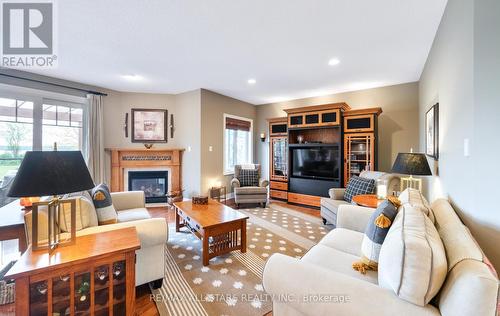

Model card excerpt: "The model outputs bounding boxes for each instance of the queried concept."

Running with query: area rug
[152,203,333,316]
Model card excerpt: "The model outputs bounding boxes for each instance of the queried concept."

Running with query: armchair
[231,164,269,208]
[320,171,400,226]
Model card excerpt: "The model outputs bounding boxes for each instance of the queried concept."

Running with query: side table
[352,194,383,208]
[6,227,140,316]
[0,200,27,253]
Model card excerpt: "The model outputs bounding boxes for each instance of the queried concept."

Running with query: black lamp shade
[8,151,95,197]
[391,153,432,176]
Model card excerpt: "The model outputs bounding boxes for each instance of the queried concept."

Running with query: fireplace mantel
[105,148,184,193]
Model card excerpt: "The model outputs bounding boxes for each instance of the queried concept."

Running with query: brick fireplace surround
[105,148,183,193]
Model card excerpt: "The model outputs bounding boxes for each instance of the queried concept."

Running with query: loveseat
[24,191,168,287]
[263,190,499,316]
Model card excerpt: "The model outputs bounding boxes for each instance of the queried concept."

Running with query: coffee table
[352,194,383,208]
[174,199,249,266]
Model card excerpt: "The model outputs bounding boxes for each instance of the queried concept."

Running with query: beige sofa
[24,191,168,287]
[264,193,499,316]
[320,171,400,226]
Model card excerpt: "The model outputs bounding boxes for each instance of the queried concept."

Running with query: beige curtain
[86,94,105,184]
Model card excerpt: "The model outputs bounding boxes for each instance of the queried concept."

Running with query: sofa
[320,171,400,226]
[231,164,269,208]
[24,191,168,287]
[263,191,499,316]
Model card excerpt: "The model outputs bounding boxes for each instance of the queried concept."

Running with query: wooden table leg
[17,225,27,253]
[202,230,209,266]
[241,220,246,253]
[175,207,180,232]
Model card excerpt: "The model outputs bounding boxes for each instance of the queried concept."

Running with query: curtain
[86,94,105,184]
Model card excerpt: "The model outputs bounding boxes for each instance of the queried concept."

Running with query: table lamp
[8,151,95,252]
[391,152,432,192]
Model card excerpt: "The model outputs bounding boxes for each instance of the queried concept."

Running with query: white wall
[419,0,500,269]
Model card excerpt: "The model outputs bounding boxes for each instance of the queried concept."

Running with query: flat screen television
[291,147,339,180]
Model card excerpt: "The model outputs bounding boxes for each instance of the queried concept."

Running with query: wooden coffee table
[352,194,383,208]
[174,199,249,266]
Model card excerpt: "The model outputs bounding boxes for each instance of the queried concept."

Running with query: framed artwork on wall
[425,103,439,159]
[131,109,168,143]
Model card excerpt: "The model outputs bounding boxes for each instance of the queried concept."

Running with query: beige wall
[419,0,500,270]
[174,89,202,197]
[200,89,257,195]
[102,90,176,183]
[256,82,420,179]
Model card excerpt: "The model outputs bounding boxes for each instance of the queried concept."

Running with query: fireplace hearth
[128,171,168,203]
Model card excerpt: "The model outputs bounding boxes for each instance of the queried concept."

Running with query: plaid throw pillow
[344,176,375,203]
[238,169,259,187]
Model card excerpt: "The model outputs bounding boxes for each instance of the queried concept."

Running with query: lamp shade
[391,153,432,176]
[8,151,95,197]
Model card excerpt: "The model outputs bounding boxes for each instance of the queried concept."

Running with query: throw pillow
[344,176,375,203]
[353,196,401,274]
[58,196,98,232]
[399,188,435,223]
[378,204,447,306]
[238,169,259,187]
[91,184,118,225]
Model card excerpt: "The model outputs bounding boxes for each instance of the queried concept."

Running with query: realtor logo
[1,1,57,68]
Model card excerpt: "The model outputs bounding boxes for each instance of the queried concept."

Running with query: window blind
[225,117,251,131]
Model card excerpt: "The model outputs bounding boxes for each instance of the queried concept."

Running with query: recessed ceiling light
[328,58,340,66]
[122,74,143,81]
[247,78,256,85]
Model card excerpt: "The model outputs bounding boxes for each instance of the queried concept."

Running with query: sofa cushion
[91,183,118,225]
[58,196,98,232]
[319,228,364,257]
[238,169,259,187]
[234,186,267,195]
[354,198,399,273]
[399,188,435,223]
[378,205,447,306]
[344,176,375,203]
[117,208,151,223]
[302,244,378,284]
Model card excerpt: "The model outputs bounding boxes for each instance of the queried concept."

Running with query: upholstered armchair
[231,164,269,208]
[320,171,400,226]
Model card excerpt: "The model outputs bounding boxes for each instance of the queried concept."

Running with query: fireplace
[128,171,168,203]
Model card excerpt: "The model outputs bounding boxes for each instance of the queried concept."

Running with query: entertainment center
[268,103,382,208]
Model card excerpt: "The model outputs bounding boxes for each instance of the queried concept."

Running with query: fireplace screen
[128,171,168,203]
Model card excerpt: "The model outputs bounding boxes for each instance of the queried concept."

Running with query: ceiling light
[247,78,256,85]
[328,58,340,66]
[122,74,143,81]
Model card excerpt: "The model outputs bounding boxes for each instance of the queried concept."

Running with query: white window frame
[0,84,88,153]
[223,113,253,175]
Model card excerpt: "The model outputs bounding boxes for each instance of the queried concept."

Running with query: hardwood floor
[0,199,319,315]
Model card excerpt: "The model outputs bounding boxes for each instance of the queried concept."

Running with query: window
[0,95,87,208]
[42,102,84,151]
[223,114,253,175]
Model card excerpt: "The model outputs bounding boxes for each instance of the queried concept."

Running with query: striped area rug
[152,203,333,316]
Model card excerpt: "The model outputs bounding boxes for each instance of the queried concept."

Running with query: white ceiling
[29,0,447,104]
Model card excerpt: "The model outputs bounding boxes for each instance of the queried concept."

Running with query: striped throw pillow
[352,196,401,274]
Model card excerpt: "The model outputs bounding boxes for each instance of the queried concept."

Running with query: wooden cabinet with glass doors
[268,118,288,200]
[6,227,140,316]
[343,108,381,187]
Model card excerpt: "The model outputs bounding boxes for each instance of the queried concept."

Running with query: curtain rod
[0,73,108,96]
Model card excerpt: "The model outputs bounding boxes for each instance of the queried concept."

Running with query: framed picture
[425,103,439,159]
[131,109,168,143]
